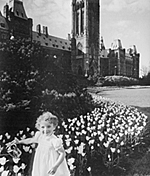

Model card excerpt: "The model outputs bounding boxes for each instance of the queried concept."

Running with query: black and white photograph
[0,0,150,176]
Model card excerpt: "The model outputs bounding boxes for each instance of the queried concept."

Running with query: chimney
[68,33,71,41]
[43,26,48,37]
[3,4,9,19]
[36,24,41,35]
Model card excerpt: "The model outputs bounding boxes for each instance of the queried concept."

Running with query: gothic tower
[71,0,100,77]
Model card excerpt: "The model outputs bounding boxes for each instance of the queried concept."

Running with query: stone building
[100,38,140,78]
[0,0,71,71]
[71,0,100,78]
[0,11,9,41]
[0,0,139,78]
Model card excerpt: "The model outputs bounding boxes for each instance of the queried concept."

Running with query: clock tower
[71,0,100,77]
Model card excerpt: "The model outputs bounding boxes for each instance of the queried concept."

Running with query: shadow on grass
[134,106,150,119]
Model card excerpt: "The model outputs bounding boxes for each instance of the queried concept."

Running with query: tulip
[0,166,4,172]
[110,147,116,153]
[13,158,20,164]
[20,163,26,170]
[87,167,91,172]
[13,165,20,173]
[0,157,7,165]
[1,170,9,176]
[65,146,73,154]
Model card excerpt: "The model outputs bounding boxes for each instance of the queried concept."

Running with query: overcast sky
[101,0,150,74]
[0,0,150,73]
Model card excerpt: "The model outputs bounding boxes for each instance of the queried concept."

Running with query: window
[0,23,5,28]
[1,34,6,39]
[76,11,79,35]
[16,10,19,16]
[80,9,84,34]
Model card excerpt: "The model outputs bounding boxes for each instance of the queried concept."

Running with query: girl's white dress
[32,132,70,176]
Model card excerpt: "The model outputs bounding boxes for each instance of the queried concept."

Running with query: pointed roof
[100,36,105,50]
[9,0,28,19]
[111,39,122,50]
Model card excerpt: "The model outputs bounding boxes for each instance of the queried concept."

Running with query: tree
[0,38,93,132]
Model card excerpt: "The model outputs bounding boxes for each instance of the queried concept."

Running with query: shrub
[96,76,139,87]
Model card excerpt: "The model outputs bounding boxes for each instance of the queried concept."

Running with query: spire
[9,0,28,19]
[72,0,76,5]
[111,39,122,50]
[132,45,137,54]
[100,36,105,50]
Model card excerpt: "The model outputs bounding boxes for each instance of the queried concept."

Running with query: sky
[101,0,150,75]
[0,0,150,74]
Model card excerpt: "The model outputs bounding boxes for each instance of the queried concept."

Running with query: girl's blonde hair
[35,112,58,130]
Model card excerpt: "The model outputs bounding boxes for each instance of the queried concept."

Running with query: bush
[96,76,139,87]
[0,38,94,133]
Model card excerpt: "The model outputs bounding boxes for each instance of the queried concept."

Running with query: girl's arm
[16,131,40,145]
[48,147,65,175]
[6,132,40,148]
[17,137,37,145]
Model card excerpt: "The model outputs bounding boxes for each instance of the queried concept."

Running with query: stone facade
[0,0,71,71]
[100,38,140,78]
[0,0,139,78]
[71,0,100,77]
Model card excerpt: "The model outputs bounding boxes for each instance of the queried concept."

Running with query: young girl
[13,112,70,176]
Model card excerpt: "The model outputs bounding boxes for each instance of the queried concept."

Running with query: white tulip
[0,157,7,165]
[13,165,20,173]
[87,167,91,172]
[0,166,4,172]
[0,135,3,140]
[12,158,20,164]
[1,170,9,176]
[110,147,116,153]
[21,163,26,170]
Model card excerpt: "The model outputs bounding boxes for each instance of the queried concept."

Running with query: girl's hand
[48,166,58,175]
[14,137,20,144]
[6,138,20,148]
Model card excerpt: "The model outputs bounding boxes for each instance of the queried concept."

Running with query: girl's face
[40,121,56,136]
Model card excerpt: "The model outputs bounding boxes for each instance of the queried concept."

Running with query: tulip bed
[0,95,148,176]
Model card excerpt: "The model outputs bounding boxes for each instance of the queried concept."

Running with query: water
[98,86,150,107]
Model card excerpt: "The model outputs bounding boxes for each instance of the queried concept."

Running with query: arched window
[89,67,94,76]
[77,42,83,56]
[80,8,84,34]
[78,66,82,75]
[76,11,79,35]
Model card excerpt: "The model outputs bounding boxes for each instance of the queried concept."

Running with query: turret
[100,36,105,50]
[111,39,122,50]
[3,3,9,19]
